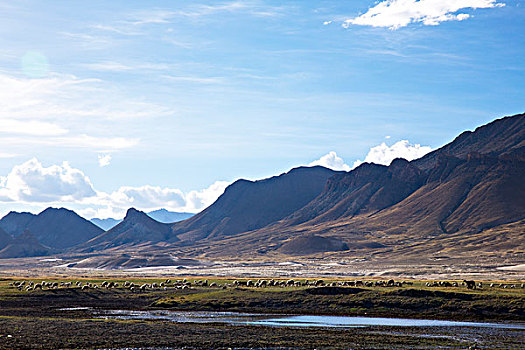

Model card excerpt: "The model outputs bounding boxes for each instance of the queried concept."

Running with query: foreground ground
[0,277,523,349]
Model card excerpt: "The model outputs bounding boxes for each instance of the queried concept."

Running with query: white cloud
[91,180,230,216]
[184,181,231,211]
[0,158,96,202]
[352,140,432,168]
[323,20,333,25]
[98,154,112,167]
[0,158,229,218]
[0,119,68,136]
[311,140,432,172]
[344,0,505,30]
[309,151,351,171]
[0,153,18,159]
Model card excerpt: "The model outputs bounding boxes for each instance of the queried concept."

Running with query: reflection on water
[96,310,525,329]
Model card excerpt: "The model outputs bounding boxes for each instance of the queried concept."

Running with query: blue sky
[0,0,523,219]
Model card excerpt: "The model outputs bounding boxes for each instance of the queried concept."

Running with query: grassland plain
[0,277,524,349]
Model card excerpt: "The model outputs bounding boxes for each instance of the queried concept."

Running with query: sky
[0,0,523,219]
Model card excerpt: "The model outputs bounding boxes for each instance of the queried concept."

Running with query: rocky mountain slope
[169,113,524,258]
[0,208,103,250]
[78,208,174,252]
[0,212,36,237]
[1,113,522,261]
[171,166,339,242]
[0,230,50,259]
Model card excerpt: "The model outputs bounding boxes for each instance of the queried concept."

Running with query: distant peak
[390,158,410,167]
[40,207,74,215]
[124,208,149,221]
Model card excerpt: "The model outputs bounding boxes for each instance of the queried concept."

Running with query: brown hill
[175,113,525,258]
[0,227,13,250]
[0,211,35,237]
[0,230,50,259]
[0,208,103,250]
[66,112,524,260]
[283,158,426,227]
[413,113,525,171]
[171,166,339,242]
[78,208,173,252]
[278,234,349,255]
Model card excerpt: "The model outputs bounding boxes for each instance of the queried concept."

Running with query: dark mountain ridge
[171,166,340,242]
[0,208,103,250]
[1,112,522,260]
[78,208,174,252]
[413,113,525,171]
[0,211,35,237]
[0,230,51,259]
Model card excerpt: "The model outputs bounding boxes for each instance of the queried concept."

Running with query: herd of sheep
[7,278,524,292]
[426,280,525,289]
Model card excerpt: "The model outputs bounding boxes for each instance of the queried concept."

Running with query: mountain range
[0,112,523,263]
[90,209,194,230]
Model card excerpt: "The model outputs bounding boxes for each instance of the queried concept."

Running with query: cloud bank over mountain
[0,138,432,218]
[310,140,432,171]
[0,158,229,219]
[309,151,351,171]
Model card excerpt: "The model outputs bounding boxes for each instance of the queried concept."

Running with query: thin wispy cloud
[52,135,138,152]
[344,0,505,30]
[87,2,287,39]
[177,1,285,18]
[81,61,173,72]
[163,75,224,84]
[0,153,18,159]
[0,119,68,136]
[0,72,167,153]
[90,24,143,36]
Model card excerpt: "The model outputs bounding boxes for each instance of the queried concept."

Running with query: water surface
[97,310,525,329]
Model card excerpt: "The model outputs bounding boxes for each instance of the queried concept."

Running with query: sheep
[463,280,476,290]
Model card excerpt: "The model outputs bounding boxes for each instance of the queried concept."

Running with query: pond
[96,310,525,329]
